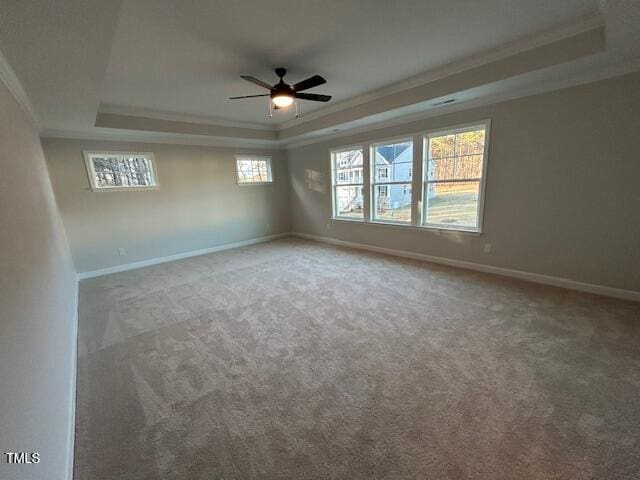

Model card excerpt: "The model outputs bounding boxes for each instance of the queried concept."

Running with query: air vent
[432,98,456,106]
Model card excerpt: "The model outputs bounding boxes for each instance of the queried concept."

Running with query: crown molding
[0,46,40,130]
[278,12,605,131]
[98,103,276,131]
[40,127,285,150]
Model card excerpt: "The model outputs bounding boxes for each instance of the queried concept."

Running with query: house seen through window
[331,148,364,219]
[372,140,413,223]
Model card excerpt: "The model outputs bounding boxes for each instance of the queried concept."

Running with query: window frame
[235,155,274,186]
[83,151,158,192]
[370,137,414,225]
[330,145,365,221]
[421,119,491,233]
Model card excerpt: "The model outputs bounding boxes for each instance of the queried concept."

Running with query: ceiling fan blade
[295,92,332,102]
[229,94,270,99]
[240,75,274,90]
[293,75,326,92]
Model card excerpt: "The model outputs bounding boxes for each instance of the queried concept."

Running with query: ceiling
[0,0,639,147]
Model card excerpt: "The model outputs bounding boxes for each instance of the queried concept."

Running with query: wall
[287,71,640,293]
[42,139,290,274]
[0,82,77,478]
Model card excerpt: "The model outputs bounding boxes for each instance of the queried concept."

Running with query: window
[423,122,489,231]
[84,151,157,190]
[372,140,413,223]
[331,148,364,220]
[235,155,273,184]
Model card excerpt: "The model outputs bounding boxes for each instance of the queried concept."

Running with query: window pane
[374,183,411,223]
[237,160,253,182]
[236,157,273,184]
[90,155,155,188]
[372,141,413,222]
[427,154,483,181]
[374,141,411,166]
[256,160,269,181]
[334,149,363,185]
[374,141,412,182]
[429,134,455,159]
[455,129,485,156]
[425,181,480,228]
[335,186,364,219]
[429,129,485,159]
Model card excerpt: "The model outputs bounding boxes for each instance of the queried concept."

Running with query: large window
[236,155,273,184]
[328,120,490,233]
[372,140,413,223]
[84,151,157,190]
[423,123,489,232]
[331,148,364,219]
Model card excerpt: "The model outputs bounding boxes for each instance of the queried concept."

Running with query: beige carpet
[75,237,640,479]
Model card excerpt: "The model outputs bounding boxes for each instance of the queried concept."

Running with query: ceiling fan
[229,67,331,112]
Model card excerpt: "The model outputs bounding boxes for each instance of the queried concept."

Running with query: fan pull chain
[268,98,273,118]
[295,100,299,118]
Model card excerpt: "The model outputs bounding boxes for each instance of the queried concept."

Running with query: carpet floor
[75,238,640,480]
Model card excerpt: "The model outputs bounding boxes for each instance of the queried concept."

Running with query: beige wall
[287,71,640,292]
[43,139,290,274]
[0,82,77,479]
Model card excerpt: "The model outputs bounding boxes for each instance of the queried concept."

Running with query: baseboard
[77,232,290,280]
[66,281,79,480]
[291,232,640,302]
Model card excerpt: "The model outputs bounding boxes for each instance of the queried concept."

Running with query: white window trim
[421,119,491,233]
[327,119,491,236]
[370,137,414,224]
[330,146,365,221]
[83,151,158,192]
[235,155,274,185]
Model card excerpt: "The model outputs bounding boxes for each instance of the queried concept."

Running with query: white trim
[0,46,40,130]
[66,281,79,480]
[98,103,276,131]
[83,151,159,191]
[291,232,640,302]
[77,233,290,280]
[41,128,285,149]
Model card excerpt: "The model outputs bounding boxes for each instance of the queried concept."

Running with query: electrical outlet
[118,247,126,256]
[483,243,492,254]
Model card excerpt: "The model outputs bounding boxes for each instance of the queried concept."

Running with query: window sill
[86,186,160,192]
[237,182,274,186]
[331,217,482,235]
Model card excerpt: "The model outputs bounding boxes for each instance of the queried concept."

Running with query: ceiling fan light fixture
[272,94,294,108]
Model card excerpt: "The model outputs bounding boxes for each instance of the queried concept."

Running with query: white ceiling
[0,0,638,145]
[101,0,600,124]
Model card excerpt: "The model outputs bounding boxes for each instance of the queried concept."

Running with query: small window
[372,139,413,223]
[235,155,273,184]
[331,147,364,220]
[84,151,157,191]
[423,122,489,232]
